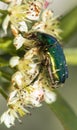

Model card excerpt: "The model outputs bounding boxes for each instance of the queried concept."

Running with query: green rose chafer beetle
[23,31,68,88]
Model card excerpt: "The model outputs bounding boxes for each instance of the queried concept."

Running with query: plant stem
[49,91,77,130]
[0,87,8,100]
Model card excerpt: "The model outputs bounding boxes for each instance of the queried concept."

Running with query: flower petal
[12,71,23,87]
[13,34,25,49]
[44,90,56,104]
[18,21,28,32]
[0,110,15,128]
[9,56,20,68]
[2,15,10,34]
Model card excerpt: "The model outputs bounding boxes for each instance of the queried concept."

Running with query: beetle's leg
[44,55,55,85]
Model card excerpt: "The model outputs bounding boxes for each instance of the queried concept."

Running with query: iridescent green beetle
[24,31,68,87]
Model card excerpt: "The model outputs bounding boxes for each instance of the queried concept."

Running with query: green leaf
[0,37,17,55]
[0,9,8,14]
[49,92,77,130]
[0,70,11,81]
[64,48,77,65]
[0,58,9,67]
[0,86,8,99]
[60,6,77,41]
[0,0,6,2]
[0,66,14,81]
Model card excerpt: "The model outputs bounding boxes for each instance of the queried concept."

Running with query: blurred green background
[0,0,77,130]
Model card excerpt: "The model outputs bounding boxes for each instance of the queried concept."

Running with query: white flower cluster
[0,0,60,128]
[1,48,56,128]
[3,0,61,49]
